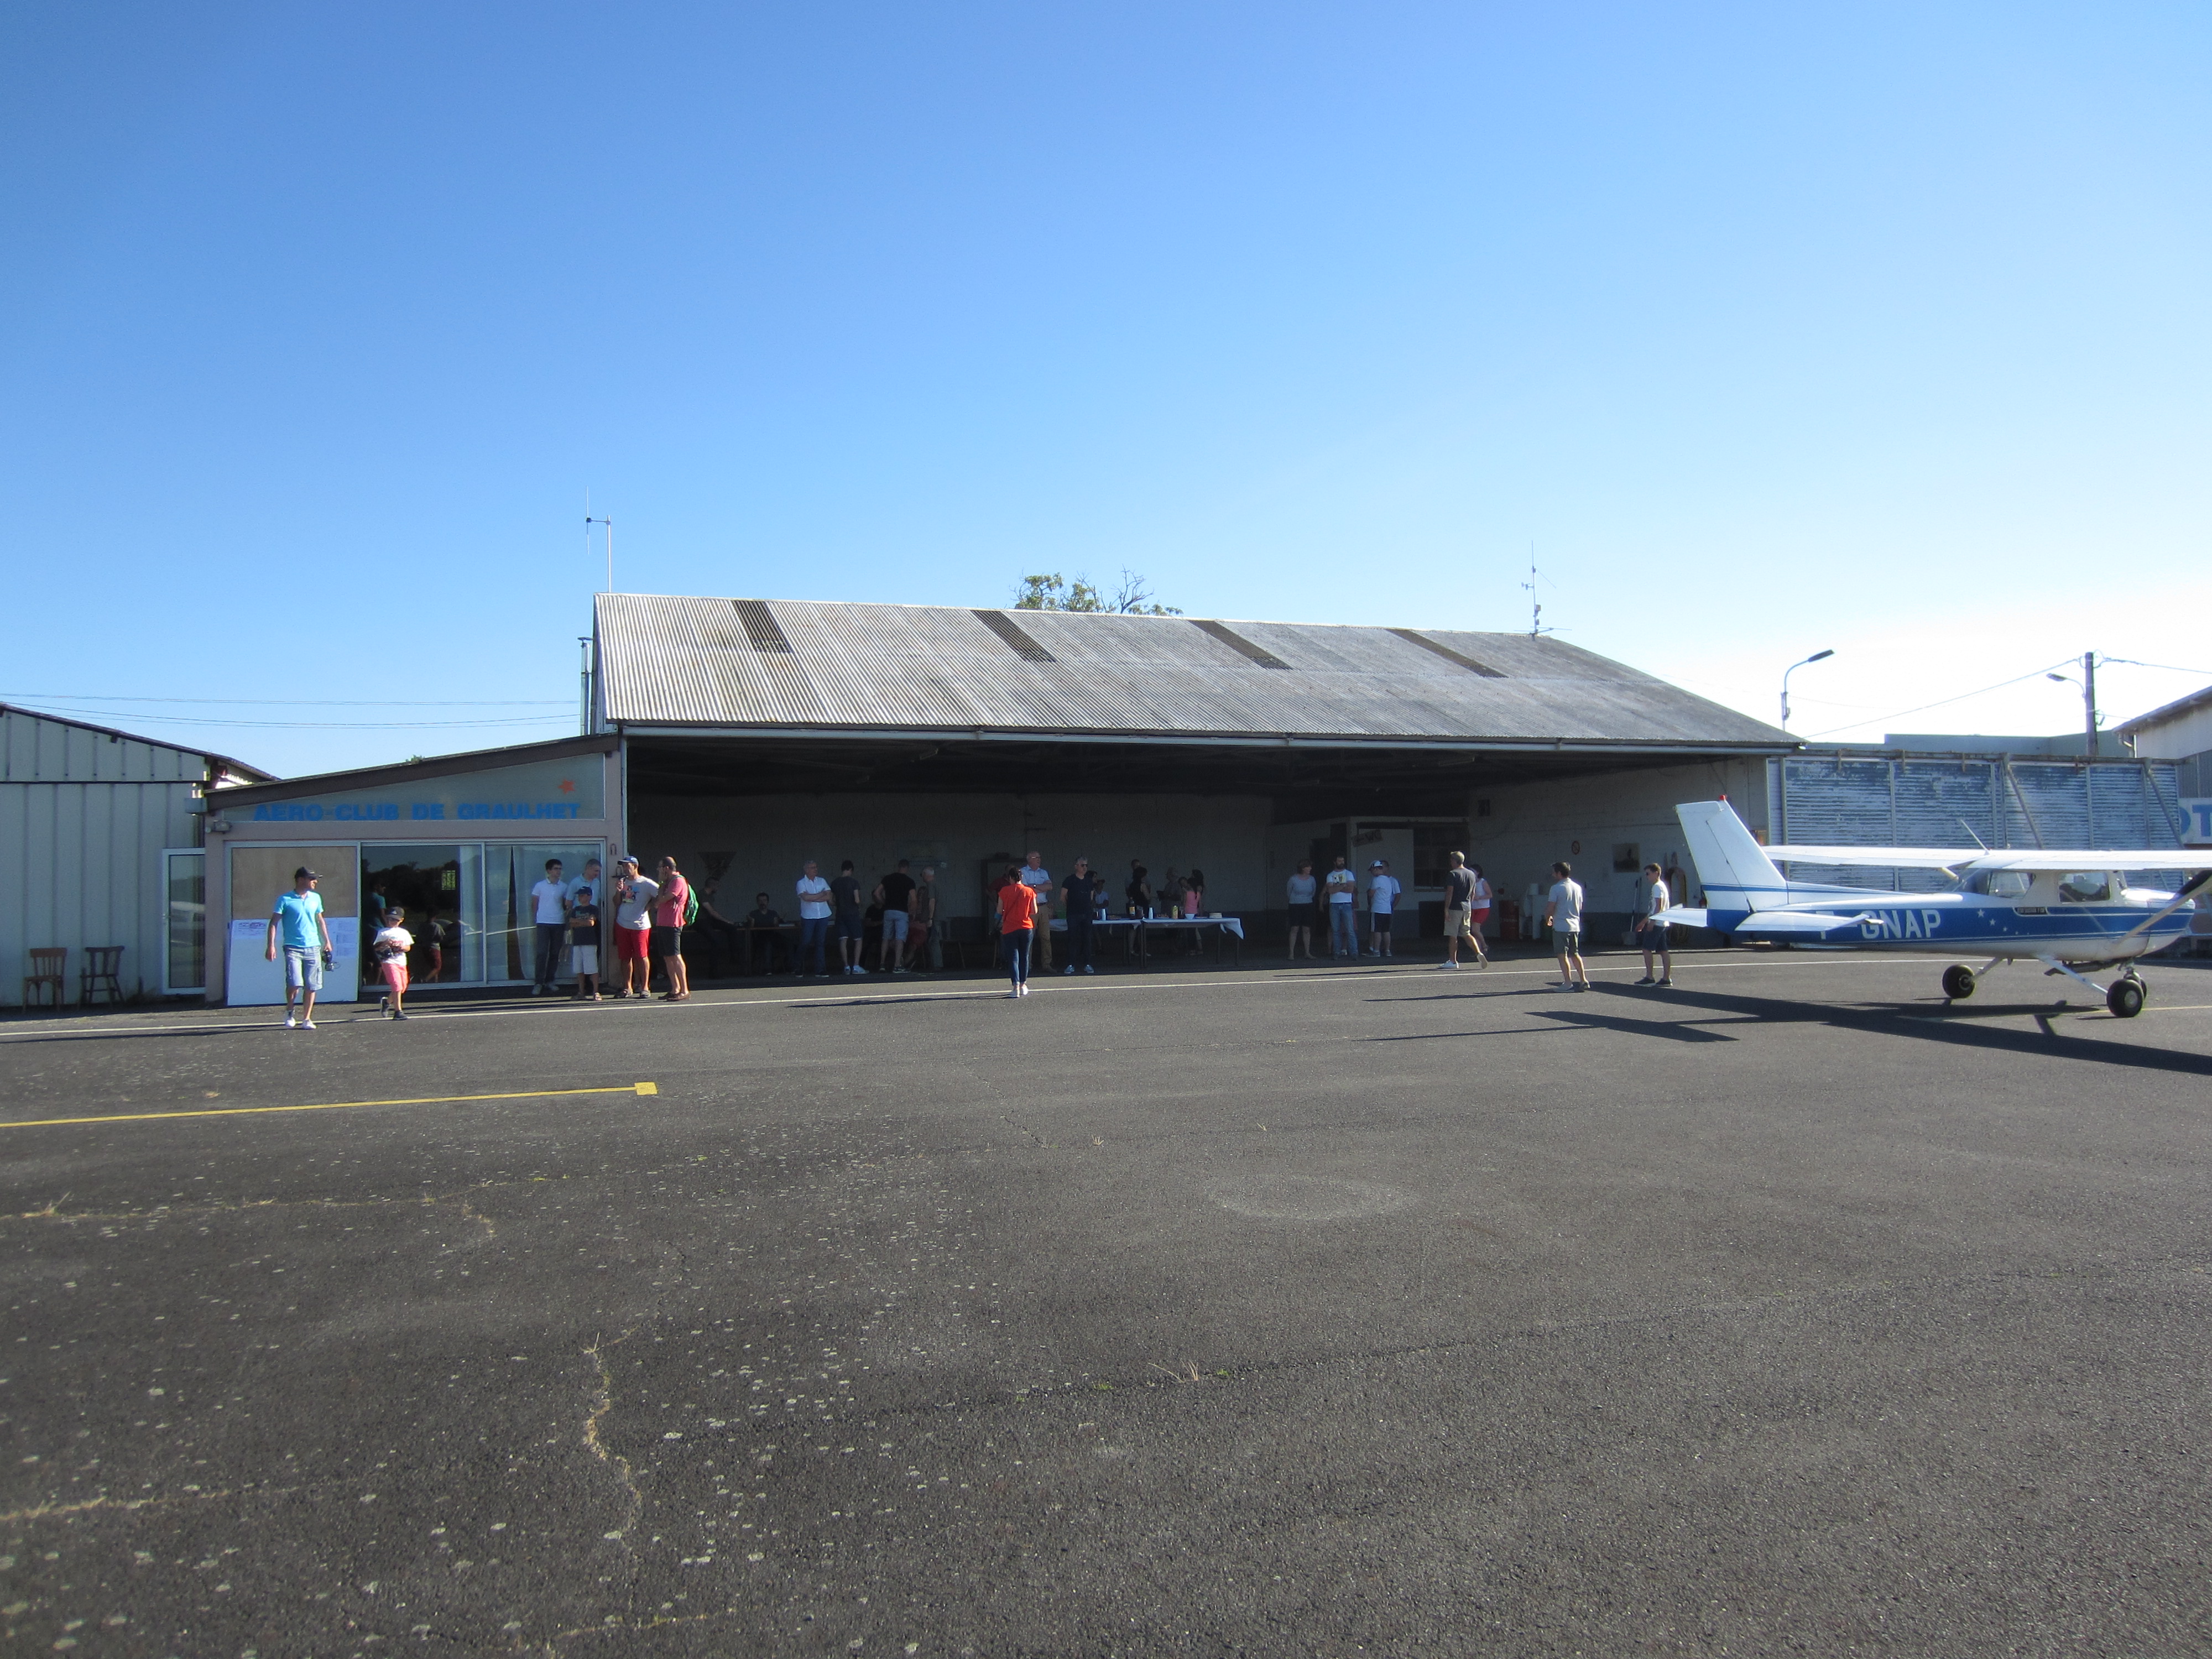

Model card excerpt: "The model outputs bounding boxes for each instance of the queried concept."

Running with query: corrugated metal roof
[595,596,1788,750]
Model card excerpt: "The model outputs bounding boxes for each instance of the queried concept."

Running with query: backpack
[681,883,700,926]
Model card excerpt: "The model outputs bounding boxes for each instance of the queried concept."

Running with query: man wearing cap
[611,855,658,998]
[265,866,334,1029]
[1366,859,1401,958]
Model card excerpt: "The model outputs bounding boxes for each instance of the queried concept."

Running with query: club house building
[203,594,1801,1004]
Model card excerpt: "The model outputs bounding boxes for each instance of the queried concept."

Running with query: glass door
[361,845,469,985]
[162,848,206,995]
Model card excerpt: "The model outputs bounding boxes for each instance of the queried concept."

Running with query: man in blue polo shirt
[264,865,335,1029]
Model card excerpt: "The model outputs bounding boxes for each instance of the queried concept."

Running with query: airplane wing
[1765,844,1982,869]
[1724,909,1882,937]
[1768,845,2212,873]
[1650,906,1708,929]
[1966,851,2212,872]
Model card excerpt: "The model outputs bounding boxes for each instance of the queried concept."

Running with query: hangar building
[598,596,1792,954]
[202,594,1796,1002]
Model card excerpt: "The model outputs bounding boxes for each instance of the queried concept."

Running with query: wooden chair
[80,947,126,1008]
[23,948,66,1011]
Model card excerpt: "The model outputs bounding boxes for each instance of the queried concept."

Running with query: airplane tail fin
[1675,800,1788,912]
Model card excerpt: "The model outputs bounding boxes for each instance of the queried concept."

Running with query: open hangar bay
[2,945,2209,1656]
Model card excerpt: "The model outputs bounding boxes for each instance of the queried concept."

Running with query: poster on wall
[226,918,359,1008]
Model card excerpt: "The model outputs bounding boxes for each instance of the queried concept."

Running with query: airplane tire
[1941,965,1976,1000]
[2106,979,2145,1019]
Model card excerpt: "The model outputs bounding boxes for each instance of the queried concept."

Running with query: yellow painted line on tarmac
[0,1081,659,1132]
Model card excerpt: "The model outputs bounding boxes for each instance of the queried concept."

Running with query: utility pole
[2081,651,2098,758]
[578,637,594,735]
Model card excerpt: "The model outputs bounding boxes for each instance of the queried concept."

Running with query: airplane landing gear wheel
[2107,978,2145,1019]
[1941,964,1976,1000]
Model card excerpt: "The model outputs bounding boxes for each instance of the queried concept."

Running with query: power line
[9,701,571,731]
[1802,659,2077,740]
[2,692,568,707]
[2099,658,2212,677]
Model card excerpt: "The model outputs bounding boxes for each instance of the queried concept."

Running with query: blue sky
[5,2,2209,775]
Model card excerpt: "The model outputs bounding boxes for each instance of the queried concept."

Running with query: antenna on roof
[1522,546,1553,639]
[587,509,614,593]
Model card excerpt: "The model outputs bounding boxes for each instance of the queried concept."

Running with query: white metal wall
[1777,754,2188,892]
[1,709,208,1005]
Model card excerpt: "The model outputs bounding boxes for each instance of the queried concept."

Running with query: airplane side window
[1988,871,2031,899]
[2058,872,2110,902]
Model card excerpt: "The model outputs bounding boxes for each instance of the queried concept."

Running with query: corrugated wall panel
[0,782,24,1003]
[1782,757,2188,895]
[0,778,199,1004]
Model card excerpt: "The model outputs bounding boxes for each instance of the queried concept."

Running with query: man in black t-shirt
[1060,856,1098,975]
[830,860,867,975]
[874,859,918,974]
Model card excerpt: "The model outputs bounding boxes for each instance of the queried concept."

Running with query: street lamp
[2048,653,2100,757]
[1780,649,1835,731]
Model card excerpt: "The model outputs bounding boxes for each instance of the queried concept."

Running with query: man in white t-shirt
[1322,855,1359,958]
[1543,859,1589,990]
[528,858,572,996]
[1366,860,1401,958]
[795,860,833,978]
[1636,860,1673,988]
[611,855,658,998]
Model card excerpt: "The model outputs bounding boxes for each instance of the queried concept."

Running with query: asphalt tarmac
[3,945,2210,1657]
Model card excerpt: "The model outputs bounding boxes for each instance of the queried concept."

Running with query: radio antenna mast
[587,513,614,593]
[1522,546,1551,638]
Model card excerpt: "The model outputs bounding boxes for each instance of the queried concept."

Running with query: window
[1412,823,1470,890]
[1965,869,2032,898]
[2058,872,2111,902]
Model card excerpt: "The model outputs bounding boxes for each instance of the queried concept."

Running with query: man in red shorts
[610,855,656,998]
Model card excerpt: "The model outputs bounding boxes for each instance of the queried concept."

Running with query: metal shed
[0,705,269,1006]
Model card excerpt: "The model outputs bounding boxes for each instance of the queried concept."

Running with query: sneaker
[1435,961,1458,970]
[1634,976,1656,986]
[1007,988,1020,999]
[378,994,389,1014]
[1572,983,1588,993]
[283,1014,297,1029]
[300,1018,316,1029]
[1657,977,1673,987]
[1083,964,1094,974]
[1018,983,1030,997]
[393,1010,410,1020]
[1063,966,1076,975]
[530,985,542,996]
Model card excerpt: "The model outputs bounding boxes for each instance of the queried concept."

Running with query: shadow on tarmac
[1457,979,2212,1079]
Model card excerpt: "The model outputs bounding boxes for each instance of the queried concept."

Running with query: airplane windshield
[1962,869,2033,898]
[2058,872,2111,902]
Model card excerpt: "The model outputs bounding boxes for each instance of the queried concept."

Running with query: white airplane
[1655,800,2210,1018]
